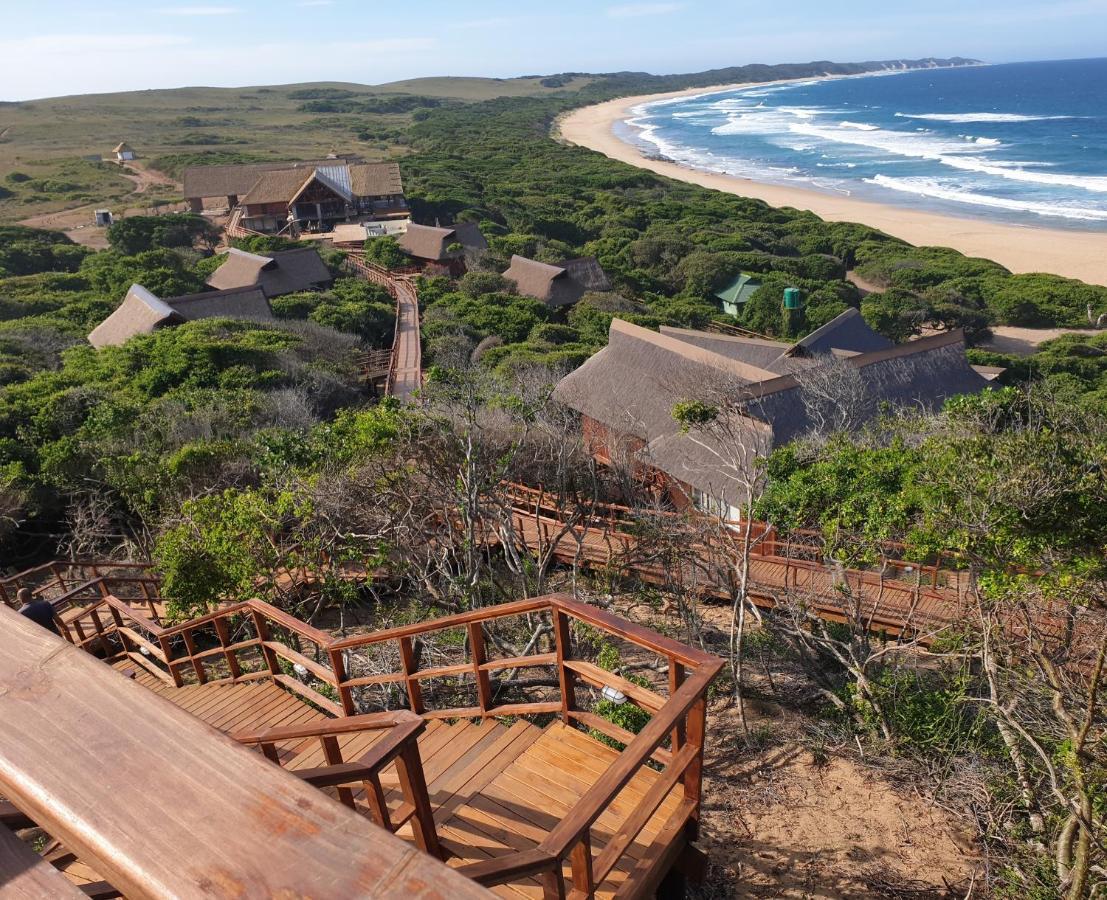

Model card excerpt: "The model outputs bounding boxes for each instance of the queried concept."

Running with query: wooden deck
[4,590,718,898]
[105,665,684,899]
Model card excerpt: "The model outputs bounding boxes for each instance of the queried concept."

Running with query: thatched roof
[236,162,404,207]
[113,142,133,154]
[397,222,485,262]
[349,163,404,197]
[88,285,182,349]
[206,247,332,297]
[503,255,611,308]
[241,169,315,205]
[88,284,273,349]
[555,317,992,501]
[785,307,893,357]
[183,160,342,200]
[168,286,272,322]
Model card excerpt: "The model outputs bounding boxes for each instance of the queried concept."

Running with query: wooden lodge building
[554,310,996,519]
[0,560,722,899]
[183,159,407,235]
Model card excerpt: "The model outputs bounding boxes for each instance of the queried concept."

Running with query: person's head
[16,587,32,607]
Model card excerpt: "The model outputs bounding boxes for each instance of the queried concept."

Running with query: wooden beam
[0,823,87,898]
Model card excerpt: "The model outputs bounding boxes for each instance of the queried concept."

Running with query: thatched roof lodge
[207,247,333,297]
[503,255,611,308]
[88,284,271,349]
[553,310,996,516]
[182,158,406,233]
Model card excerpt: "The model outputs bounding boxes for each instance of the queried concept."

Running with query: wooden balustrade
[232,712,442,859]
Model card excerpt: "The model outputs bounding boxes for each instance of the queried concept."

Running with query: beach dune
[558,88,1107,288]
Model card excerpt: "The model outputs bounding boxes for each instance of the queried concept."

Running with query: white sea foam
[839,121,880,131]
[895,112,1075,123]
[866,175,1107,221]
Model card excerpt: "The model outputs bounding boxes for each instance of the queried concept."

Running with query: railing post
[398,637,424,714]
[319,736,356,809]
[213,616,242,681]
[250,609,282,679]
[668,658,686,753]
[395,741,442,860]
[541,868,567,900]
[552,609,576,725]
[160,635,183,687]
[569,832,595,897]
[328,649,356,716]
[181,627,207,684]
[468,622,492,716]
[682,694,707,841]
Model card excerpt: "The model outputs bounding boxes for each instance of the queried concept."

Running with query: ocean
[621,58,1107,230]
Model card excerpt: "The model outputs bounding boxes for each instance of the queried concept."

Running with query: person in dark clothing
[17,587,58,635]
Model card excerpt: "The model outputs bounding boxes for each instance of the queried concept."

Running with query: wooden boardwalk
[4,590,717,899]
[104,664,684,899]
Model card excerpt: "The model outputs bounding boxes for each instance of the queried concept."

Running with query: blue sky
[2,0,1106,100]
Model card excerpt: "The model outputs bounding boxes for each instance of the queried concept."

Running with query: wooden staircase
[80,665,685,899]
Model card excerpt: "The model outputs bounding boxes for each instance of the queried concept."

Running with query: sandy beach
[558,85,1107,287]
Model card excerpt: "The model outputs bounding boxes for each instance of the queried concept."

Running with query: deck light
[139,646,150,657]
[601,685,627,705]
[293,662,309,679]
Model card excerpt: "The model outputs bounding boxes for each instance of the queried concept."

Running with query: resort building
[714,273,761,317]
[395,222,488,276]
[182,159,406,235]
[502,255,612,308]
[553,309,995,518]
[88,284,272,349]
[206,247,333,297]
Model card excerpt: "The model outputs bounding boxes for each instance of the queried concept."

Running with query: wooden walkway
[81,665,684,899]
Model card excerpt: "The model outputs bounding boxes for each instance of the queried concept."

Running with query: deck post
[569,831,595,896]
[328,648,356,716]
[552,609,577,724]
[669,659,686,752]
[541,868,567,900]
[681,695,707,841]
[250,609,283,678]
[214,616,242,681]
[398,636,425,714]
[395,742,442,860]
[468,622,493,715]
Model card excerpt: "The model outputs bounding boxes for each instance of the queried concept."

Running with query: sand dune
[558,88,1107,287]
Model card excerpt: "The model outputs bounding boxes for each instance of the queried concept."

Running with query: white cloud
[157,5,239,15]
[607,2,685,18]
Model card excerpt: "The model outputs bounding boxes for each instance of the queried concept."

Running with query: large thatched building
[182,159,405,234]
[88,284,272,349]
[553,309,997,517]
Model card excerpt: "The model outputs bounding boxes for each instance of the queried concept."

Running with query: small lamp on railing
[293,662,309,682]
[139,645,150,657]
[601,685,627,706]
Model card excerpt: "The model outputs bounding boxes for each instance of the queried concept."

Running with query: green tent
[714,273,762,317]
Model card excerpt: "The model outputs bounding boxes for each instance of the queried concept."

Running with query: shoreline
[557,79,1107,287]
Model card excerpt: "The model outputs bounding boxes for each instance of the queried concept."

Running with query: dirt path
[983,324,1103,357]
[18,160,184,247]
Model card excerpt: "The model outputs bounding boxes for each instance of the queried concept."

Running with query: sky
[1,0,1106,101]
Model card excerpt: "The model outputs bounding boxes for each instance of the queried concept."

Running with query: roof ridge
[659,325,789,351]
[610,318,779,383]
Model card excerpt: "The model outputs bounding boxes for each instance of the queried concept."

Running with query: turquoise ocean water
[620,59,1107,230]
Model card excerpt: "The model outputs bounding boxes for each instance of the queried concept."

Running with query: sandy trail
[558,88,1107,287]
[19,160,184,246]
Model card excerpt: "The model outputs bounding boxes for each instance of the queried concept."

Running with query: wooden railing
[328,594,722,897]
[232,712,442,860]
[0,559,158,608]
[56,588,720,898]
